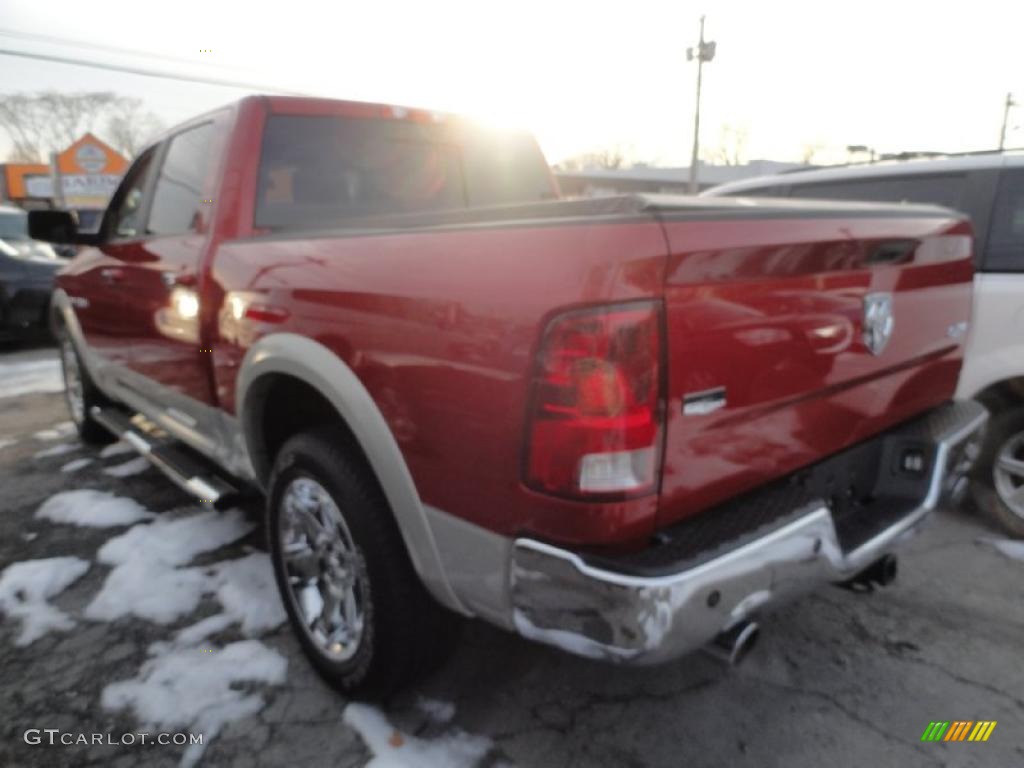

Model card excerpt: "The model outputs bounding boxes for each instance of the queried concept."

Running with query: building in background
[0,133,127,232]
[555,159,814,196]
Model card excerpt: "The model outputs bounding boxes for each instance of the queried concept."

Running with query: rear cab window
[253,114,555,232]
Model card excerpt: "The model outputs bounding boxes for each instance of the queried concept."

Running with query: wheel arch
[50,288,82,347]
[972,376,1024,413]
[236,333,468,615]
[49,288,108,390]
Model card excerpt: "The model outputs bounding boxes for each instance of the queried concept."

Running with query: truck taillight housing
[524,301,664,499]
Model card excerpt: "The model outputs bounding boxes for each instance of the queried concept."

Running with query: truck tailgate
[653,199,974,528]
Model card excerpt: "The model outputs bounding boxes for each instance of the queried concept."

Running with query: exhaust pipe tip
[707,620,760,666]
[874,553,898,587]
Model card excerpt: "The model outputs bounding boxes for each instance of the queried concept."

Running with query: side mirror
[28,210,98,246]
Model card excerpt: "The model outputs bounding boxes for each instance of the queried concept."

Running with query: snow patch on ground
[153,553,287,647]
[100,440,134,458]
[19,498,287,767]
[33,421,76,441]
[34,442,77,459]
[0,358,63,399]
[172,613,236,646]
[102,456,150,477]
[36,489,155,528]
[102,640,288,768]
[0,437,16,451]
[86,509,257,624]
[979,538,1024,561]
[417,697,456,725]
[97,508,253,568]
[344,703,493,768]
[208,553,287,636]
[0,557,90,645]
[60,457,93,473]
[88,558,211,624]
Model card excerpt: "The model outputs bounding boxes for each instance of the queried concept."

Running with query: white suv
[707,153,1024,536]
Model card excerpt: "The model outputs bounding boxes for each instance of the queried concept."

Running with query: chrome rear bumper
[509,400,988,664]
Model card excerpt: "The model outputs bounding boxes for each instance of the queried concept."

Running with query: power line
[0,27,251,74]
[0,47,307,95]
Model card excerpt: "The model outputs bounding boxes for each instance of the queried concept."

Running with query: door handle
[100,267,125,284]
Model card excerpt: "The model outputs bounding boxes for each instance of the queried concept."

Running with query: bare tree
[0,91,158,161]
[0,93,51,162]
[556,143,635,171]
[6,144,39,162]
[105,99,164,157]
[703,123,749,166]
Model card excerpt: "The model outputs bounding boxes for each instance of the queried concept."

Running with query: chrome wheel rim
[993,432,1024,520]
[60,336,85,425]
[278,476,367,661]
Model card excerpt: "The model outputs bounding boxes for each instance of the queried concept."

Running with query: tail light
[524,301,664,499]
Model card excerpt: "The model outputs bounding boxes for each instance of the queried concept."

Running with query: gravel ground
[1,347,1022,768]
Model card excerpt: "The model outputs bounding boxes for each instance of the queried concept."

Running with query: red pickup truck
[30,95,987,698]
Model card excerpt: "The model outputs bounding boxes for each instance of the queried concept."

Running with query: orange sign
[3,133,127,206]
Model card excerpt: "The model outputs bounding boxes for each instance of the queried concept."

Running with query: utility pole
[48,151,65,209]
[687,16,716,194]
[999,92,1017,151]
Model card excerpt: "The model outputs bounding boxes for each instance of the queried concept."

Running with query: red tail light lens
[524,301,664,499]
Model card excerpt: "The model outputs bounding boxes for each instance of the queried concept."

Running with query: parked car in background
[30,96,987,697]
[706,152,1024,536]
[0,204,62,343]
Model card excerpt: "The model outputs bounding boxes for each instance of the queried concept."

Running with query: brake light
[524,301,664,498]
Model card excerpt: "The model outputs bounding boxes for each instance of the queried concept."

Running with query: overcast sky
[1,0,1022,167]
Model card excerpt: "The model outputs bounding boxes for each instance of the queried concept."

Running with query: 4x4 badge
[863,292,894,356]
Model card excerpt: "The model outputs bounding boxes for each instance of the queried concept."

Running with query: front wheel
[267,428,457,699]
[58,331,114,445]
[972,406,1024,538]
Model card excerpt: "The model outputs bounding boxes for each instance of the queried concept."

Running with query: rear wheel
[267,428,457,699]
[58,330,114,445]
[972,406,1024,538]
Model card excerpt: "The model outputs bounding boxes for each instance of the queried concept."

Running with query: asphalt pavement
[1,347,1022,768]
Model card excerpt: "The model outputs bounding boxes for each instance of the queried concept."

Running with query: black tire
[267,427,458,699]
[56,329,115,445]
[971,405,1024,539]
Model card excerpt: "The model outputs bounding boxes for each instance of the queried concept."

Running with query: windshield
[0,209,28,240]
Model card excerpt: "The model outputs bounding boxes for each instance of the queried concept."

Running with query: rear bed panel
[656,211,973,528]
[213,213,669,547]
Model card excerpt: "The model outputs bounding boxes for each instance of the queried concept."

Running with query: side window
[105,148,156,240]
[147,123,215,236]
[790,174,968,211]
[984,169,1024,272]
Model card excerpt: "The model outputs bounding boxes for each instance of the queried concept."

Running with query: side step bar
[90,406,243,508]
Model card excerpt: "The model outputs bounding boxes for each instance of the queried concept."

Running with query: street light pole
[999,92,1016,151]
[687,16,715,194]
